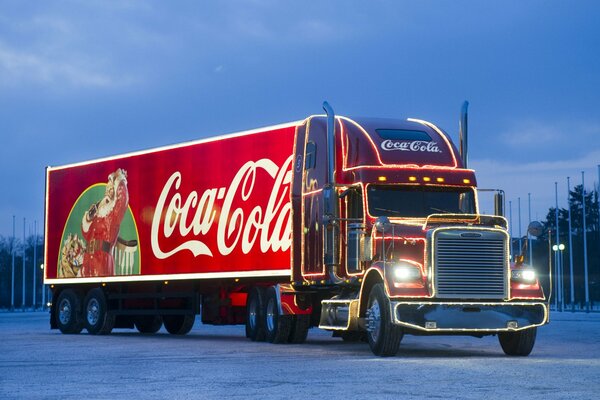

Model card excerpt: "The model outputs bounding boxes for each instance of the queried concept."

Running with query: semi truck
[44,102,549,356]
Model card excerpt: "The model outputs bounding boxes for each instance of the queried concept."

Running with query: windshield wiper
[374,207,403,215]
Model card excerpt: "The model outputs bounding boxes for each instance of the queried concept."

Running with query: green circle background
[58,184,140,277]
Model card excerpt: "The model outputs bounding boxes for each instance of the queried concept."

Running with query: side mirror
[374,216,391,233]
[494,191,504,217]
[527,221,544,237]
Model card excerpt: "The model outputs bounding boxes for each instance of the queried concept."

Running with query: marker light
[436,177,445,183]
[463,179,471,184]
[378,176,387,182]
[408,176,417,182]
[423,177,431,182]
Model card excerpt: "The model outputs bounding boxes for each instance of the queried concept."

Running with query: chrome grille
[434,230,508,299]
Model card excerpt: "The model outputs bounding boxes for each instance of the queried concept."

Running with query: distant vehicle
[44,102,549,356]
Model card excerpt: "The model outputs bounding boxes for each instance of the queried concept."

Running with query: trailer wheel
[288,314,310,344]
[163,315,195,335]
[499,327,537,356]
[55,289,84,334]
[366,283,403,357]
[264,287,292,344]
[245,287,266,341]
[84,288,115,335]
[135,316,163,334]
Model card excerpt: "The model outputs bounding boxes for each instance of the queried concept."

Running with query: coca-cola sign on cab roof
[380,140,442,153]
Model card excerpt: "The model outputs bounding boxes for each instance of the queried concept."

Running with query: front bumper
[390,301,548,332]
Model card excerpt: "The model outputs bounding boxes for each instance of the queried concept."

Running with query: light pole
[567,177,575,311]
[552,243,565,311]
[582,171,590,312]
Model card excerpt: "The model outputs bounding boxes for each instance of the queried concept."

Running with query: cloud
[0,43,125,88]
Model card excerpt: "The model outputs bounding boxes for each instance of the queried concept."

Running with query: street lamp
[552,244,566,311]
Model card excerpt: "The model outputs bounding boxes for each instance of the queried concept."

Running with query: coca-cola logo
[381,140,441,153]
[151,156,293,259]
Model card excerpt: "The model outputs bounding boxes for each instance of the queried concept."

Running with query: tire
[366,283,403,357]
[288,314,311,344]
[264,286,292,344]
[135,315,163,334]
[340,331,366,342]
[499,327,537,356]
[84,288,115,335]
[55,289,84,334]
[163,315,195,335]
[245,287,266,341]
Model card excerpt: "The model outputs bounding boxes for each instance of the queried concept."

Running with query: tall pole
[582,171,590,312]
[33,220,37,309]
[518,197,522,255]
[11,215,15,310]
[528,193,533,264]
[554,182,561,310]
[567,177,575,311]
[509,200,514,259]
[22,217,26,309]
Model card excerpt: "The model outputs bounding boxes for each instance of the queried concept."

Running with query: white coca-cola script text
[380,140,441,153]
[151,156,293,259]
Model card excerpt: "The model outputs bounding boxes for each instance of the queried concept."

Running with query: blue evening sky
[1,1,599,237]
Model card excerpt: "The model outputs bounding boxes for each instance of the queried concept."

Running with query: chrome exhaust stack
[322,101,342,282]
[459,101,469,168]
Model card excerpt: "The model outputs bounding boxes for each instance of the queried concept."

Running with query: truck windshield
[367,185,476,217]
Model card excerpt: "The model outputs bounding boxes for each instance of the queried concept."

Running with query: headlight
[392,262,422,282]
[511,268,536,283]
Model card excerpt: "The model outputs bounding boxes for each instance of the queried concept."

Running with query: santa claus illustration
[80,169,129,277]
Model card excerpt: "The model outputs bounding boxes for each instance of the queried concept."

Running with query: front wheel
[366,283,403,357]
[83,288,115,335]
[499,327,537,356]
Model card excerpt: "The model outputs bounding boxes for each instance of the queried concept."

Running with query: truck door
[302,118,328,277]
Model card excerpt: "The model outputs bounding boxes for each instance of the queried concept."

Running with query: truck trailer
[44,102,549,356]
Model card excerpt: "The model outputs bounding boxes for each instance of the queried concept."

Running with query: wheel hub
[86,298,100,326]
[366,299,381,342]
[58,299,72,325]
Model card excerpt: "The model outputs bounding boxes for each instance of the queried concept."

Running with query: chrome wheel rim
[58,299,72,325]
[266,298,276,333]
[86,298,100,326]
[248,297,257,331]
[367,298,381,342]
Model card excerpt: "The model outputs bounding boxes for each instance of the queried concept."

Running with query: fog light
[511,269,536,283]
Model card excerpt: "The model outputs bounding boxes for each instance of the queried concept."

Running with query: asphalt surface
[1,311,599,399]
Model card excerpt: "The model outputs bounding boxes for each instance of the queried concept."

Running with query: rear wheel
[264,287,292,344]
[84,288,115,335]
[163,315,195,335]
[135,315,163,334]
[288,314,310,344]
[245,287,266,341]
[499,327,537,356]
[55,289,83,334]
[366,283,403,357]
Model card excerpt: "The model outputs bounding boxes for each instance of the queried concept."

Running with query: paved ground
[1,311,599,399]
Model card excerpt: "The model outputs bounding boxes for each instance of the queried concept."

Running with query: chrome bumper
[390,301,549,332]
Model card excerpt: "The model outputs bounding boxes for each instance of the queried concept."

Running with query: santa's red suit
[81,171,129,277]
